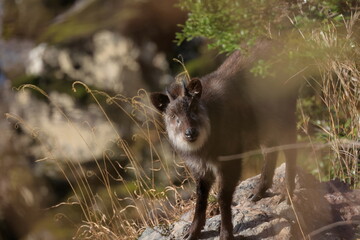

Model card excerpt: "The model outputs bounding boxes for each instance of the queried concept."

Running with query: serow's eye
[170,114,176,119]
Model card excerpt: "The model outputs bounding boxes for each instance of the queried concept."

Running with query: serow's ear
[150,93,170,113]
[187,78,202,99]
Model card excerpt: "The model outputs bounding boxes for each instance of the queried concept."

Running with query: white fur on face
[165,115,211,153]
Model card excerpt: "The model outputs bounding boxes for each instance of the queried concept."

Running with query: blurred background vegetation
[0,0,359,239]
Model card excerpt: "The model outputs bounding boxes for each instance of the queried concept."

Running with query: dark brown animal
[150,41,301,240]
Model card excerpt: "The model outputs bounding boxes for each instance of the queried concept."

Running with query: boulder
[139,164,360,239]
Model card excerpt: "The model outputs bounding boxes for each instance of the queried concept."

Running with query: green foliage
[250,59,272,78]
[176,0,356,53]
[176,0,271,53]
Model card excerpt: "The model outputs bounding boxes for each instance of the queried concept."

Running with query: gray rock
[8,89,116,163]
[139,164,360,239]
[0,39,34,77]
[27,31,170,95]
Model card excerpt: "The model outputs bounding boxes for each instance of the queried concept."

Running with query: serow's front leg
[218,166,239,240]
[251,150,278,202]
[186,175,214,240]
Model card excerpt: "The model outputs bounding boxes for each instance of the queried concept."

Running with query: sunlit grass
[296,12,360,187]
[6,79,195,239]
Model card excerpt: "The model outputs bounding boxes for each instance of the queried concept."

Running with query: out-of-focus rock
[0,83,53,238]
[0,39,34,78]
[27,43,47,76]
[8,89,117,163]
[44,31,143,94]
[27,31,171,94]
[139,164,360,240]
[8,30,172,166]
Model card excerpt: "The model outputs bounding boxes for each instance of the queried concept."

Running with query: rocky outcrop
[4,30,172,164]
[139,164,360,239]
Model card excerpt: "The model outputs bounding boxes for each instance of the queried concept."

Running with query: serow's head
[150,78,210,152]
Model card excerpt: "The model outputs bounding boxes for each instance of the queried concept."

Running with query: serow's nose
[185,128,198,142]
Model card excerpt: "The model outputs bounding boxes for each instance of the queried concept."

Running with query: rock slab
[139,164,360,239]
